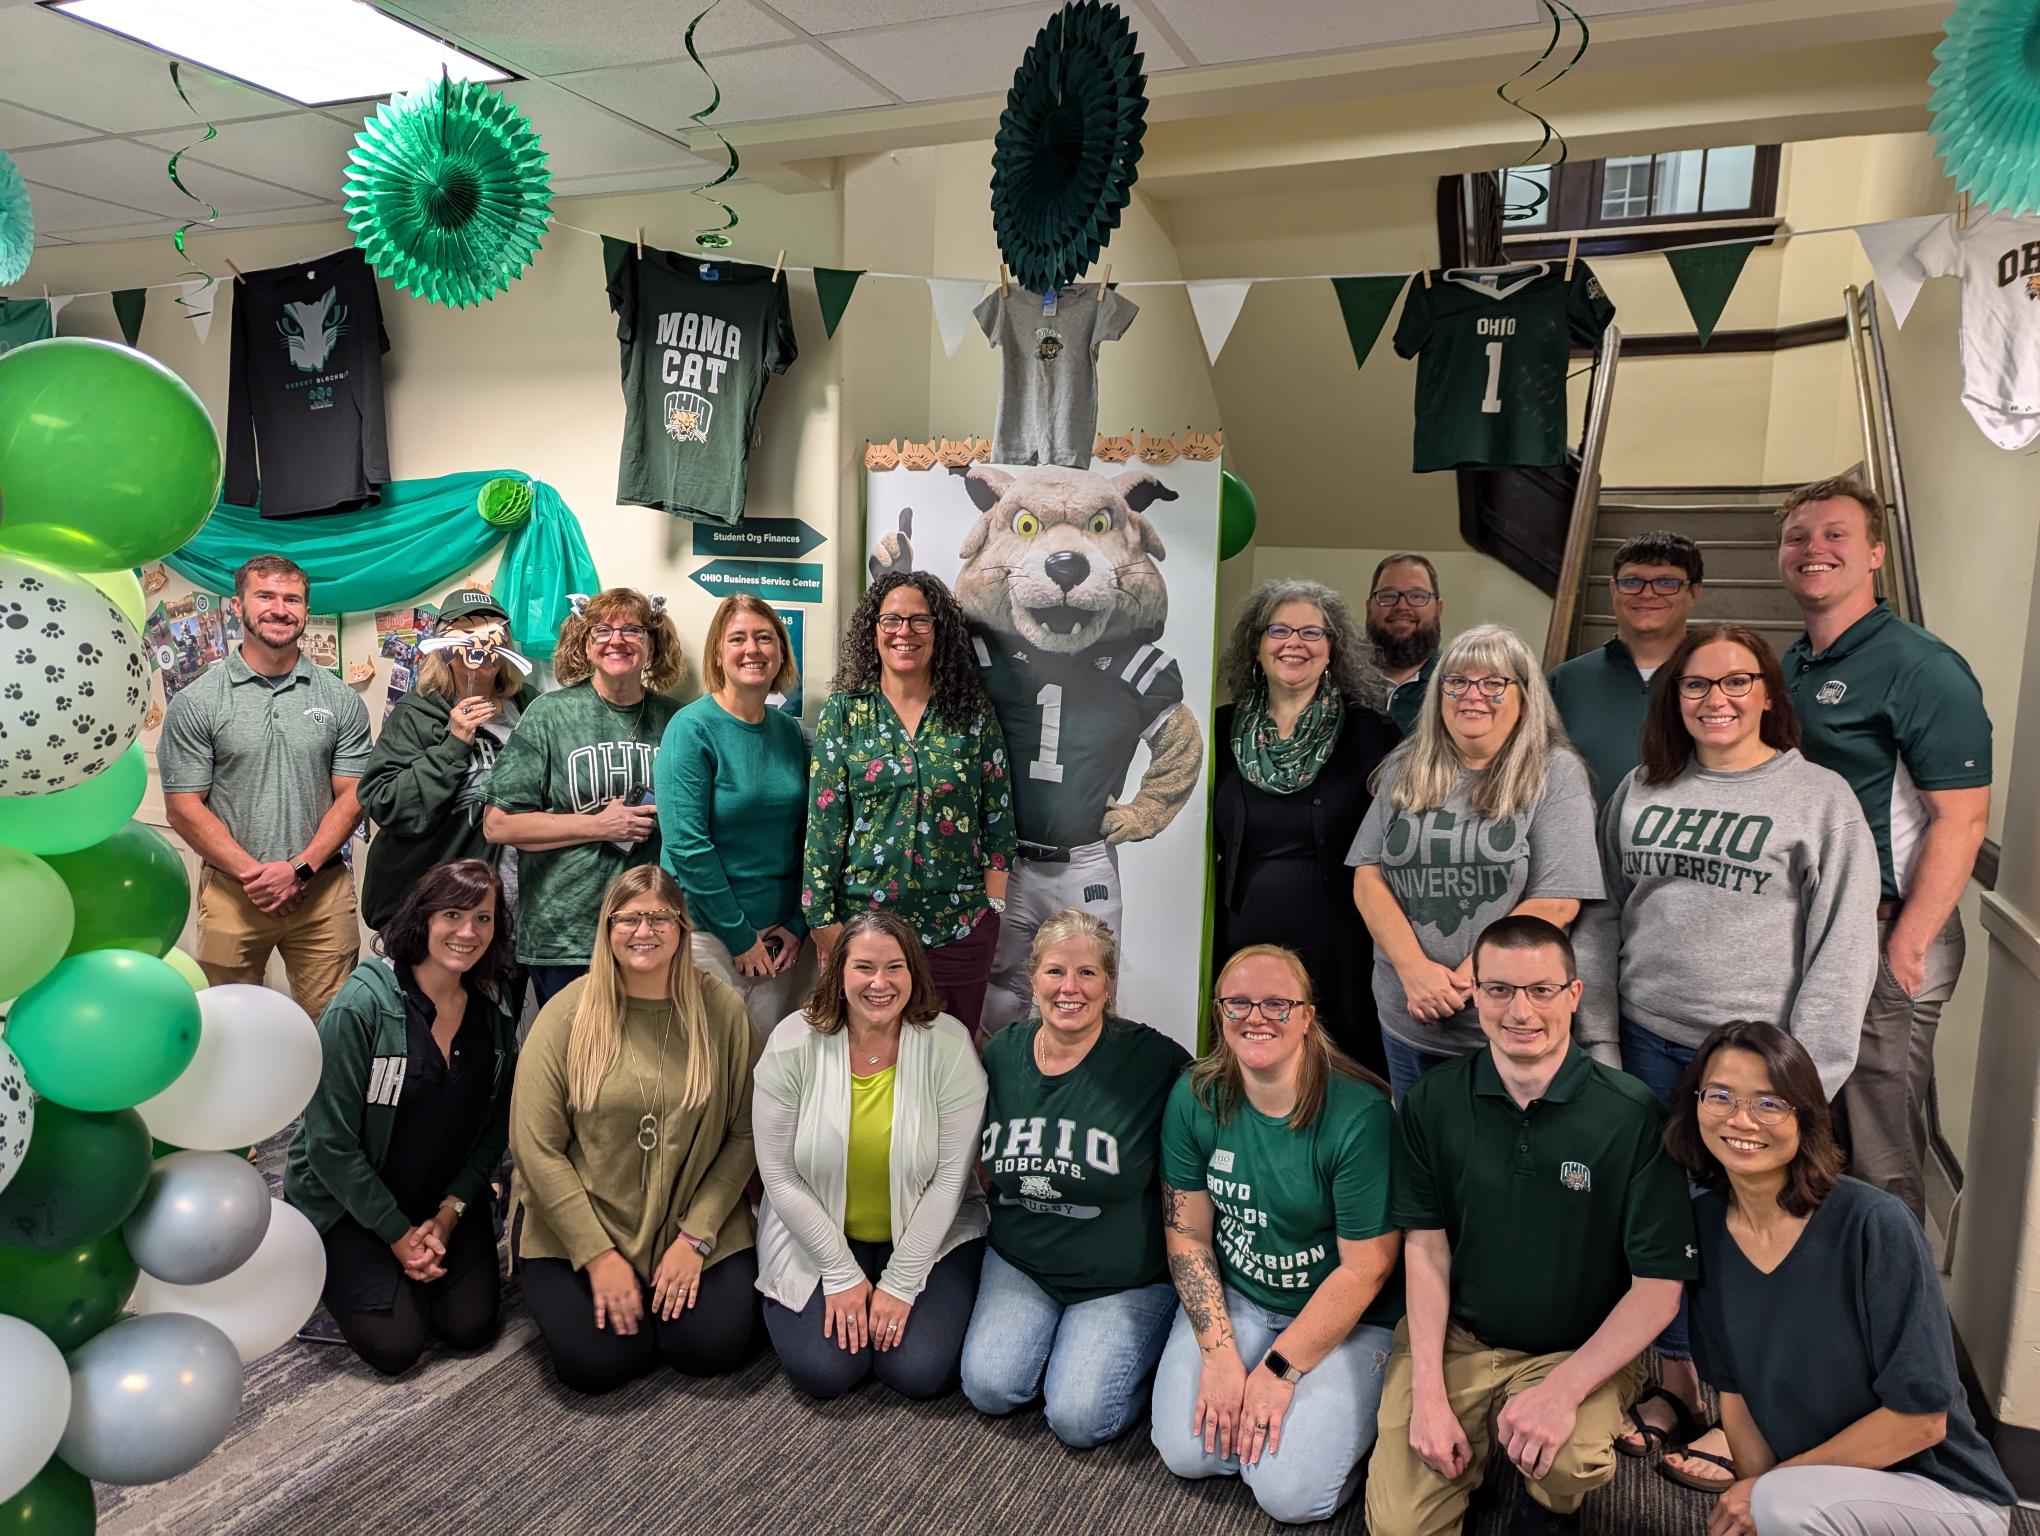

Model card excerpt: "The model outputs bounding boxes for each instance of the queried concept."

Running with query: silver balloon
[123,1150,272,1285]
[58,1312,243,1486]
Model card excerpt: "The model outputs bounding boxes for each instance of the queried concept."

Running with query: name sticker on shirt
[1209,1148,1235,1173]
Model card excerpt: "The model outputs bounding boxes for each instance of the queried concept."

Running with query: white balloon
[136,983,321,1150]
[0,1314,71,1501]
[128,1198,325,1363]
[0,555,150,796]
[0,1039,31,1198]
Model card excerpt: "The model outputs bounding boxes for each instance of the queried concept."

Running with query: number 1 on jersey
[1029,683,1066,783]
[1481,340,1504,415]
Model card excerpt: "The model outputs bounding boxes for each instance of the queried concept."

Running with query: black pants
[764,1237,983,1402]
[528,964,589,1008]
[522,1250,762,1396]
[322,1216,502,1377]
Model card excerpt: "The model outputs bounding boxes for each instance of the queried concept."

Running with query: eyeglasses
[589,624,646,643]
[876,614,936,634]
[1614,576,1691,595]
[1475,980,1574,1005]
[1216,996,1306,1023]
[609,910,680,933]
[1696,1086,1796,1125]
[1371,588,1436,609]
[1263,623,1328,643]
[1441,675,1517,701]
[1676,672,1759,700]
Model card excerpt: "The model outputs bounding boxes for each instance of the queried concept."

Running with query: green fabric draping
[162,470,597,658]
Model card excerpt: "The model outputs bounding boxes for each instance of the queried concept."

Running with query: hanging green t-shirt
[1159,1068,1404,1324]
[979,1017,1190,1306]
[602,236,798,526]
[483,680,679,965]
[0,297,53,356]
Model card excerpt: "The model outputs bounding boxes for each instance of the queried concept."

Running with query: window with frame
[1479,145,1780,258]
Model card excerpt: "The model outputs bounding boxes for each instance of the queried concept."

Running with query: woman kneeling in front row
[961,909,1189,1446]
[509,866,763,1394]
[1151,944,1403,1524]
[754,910,988,1400]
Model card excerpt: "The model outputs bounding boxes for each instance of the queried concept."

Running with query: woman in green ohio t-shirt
[960,909,1190,1448]
[1151,944,1404,1526]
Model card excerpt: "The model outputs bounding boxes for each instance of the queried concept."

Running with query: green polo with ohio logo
[1783,602,1992,904]
[1390,1043,1697,1357]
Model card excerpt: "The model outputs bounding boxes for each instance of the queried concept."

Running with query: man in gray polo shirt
[162,555,372,1018]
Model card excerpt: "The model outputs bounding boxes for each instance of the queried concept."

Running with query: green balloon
[0,338,222,571]
[1219,470,1258,561]
[0,847,73,999]
[0,1230,138,1352]
[7,950,200,1112]
[0,743,145,856]
[0,1458,95,1535]
[0,1102,150,1252]
[82,568,146,631]
[160,946,208,993]
[44,822,189,959]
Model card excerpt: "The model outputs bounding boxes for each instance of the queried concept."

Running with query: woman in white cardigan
[754,909,988,1399]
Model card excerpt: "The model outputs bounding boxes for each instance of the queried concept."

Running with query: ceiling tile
[561,42,894,127]
[769,0,1031,30]
[0,99,99,150]
[13,138,327,218]
[135,112,362,200]
[828,2,1183,102]
[20,180,158,234]
[495,80,711,179]
[376,0,793,75]
[0,6,291,132]
[1148,0,1553,63]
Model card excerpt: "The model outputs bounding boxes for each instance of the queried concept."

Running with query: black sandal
[1656,1433,1738,1493]
[1615,1384,1703,1459]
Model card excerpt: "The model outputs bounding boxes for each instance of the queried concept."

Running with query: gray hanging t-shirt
[1347,748,1603,1057]
[974,285,1137,468]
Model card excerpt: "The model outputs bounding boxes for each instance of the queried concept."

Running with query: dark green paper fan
[990,0,1149,295]
[344,77,552,309]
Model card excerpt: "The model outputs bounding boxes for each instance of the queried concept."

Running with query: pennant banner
[112,288,147,347]
[926,277,985,359]
[181,279,214,345]
[1330,275,1409,371]
[45,294,73,332]
[1855,214,1945,329]
[814,266,864,339]
[1185,279,1253,364]
[1664,243,1754,346]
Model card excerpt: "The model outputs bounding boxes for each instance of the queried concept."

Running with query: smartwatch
[292,858,316,883]
[680,1229,714,1258]
[1261,1349,1304,1384]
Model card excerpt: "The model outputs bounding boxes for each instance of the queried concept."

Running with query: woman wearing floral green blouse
[802,572,1016,1035]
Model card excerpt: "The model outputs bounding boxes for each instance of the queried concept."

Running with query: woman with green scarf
[1212,581,1397,1077]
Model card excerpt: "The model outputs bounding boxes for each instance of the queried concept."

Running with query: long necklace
[622,1004,673,1194]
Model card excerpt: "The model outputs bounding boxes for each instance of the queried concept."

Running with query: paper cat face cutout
[1094,432,1136,463]
[1137,430,1179,465]
[1178,428,1223,461]
[936,436,977,467]
[865,438,901,470]
[971,437,993,462]
[419,621,534,676]
[900,439,940,471]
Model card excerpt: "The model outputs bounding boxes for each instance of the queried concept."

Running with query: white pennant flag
[45,294,73,330]
[1186,279,1253,364]
[181,279,215,346]
[1855,214,1945,329]
[926,278,987,359]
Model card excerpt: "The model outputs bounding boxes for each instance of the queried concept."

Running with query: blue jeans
[1620,1019,1695,1362]
[960,1246,1176,1448]
[1150,1283,1394,1525]
[528,964,588,1007]
[1383,1034,1455,1107]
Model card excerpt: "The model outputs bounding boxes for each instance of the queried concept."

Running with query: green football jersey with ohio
[1394,261,1616,472]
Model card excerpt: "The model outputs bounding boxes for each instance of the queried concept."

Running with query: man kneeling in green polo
[1365,915,1698,1536]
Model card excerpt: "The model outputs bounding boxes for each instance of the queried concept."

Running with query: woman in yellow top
[752,910,988,1399]
[508,865,762,1394]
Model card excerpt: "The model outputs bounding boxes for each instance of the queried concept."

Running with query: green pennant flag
[815,267,865,339]
[112,288,148,348]
[1330,275,1410,371]
[1664,243,1754,346]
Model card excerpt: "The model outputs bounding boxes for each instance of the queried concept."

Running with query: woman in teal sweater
[658,596,812,1038]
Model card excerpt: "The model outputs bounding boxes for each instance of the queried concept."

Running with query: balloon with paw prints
[0,554,149,796]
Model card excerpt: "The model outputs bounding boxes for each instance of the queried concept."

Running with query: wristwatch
[439,1196,468,1219]
[1261,1348,1305,1384]
[680,1229,714,1257]
[291,858,316,883]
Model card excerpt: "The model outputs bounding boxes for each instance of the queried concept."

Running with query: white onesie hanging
[1902,211,2040,449]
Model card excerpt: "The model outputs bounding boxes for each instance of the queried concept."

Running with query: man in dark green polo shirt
[1547,531,1702,805]
[1369,553,1444,735]
[1778,476,1992,1222]
[1366,915,1696,1536]
[162,555,371,1019]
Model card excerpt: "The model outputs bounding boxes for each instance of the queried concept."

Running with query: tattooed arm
[1162,1181,1247,1458]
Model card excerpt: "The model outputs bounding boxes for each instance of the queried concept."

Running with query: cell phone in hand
[762,932,785,960]
[611,786,656,851]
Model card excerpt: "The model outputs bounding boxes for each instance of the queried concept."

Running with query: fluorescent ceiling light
[41,0,513,108]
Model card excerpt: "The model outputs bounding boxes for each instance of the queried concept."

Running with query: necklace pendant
[637,1113,659,1153]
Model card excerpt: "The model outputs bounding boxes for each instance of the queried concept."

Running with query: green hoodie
[356,683,533,931]
[284,958,518,1243]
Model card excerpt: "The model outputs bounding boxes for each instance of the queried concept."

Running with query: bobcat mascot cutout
[869,462,1203,1033]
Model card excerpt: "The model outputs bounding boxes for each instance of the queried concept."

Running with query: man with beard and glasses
[1369,555,1445,735]
[163,555,372,1018]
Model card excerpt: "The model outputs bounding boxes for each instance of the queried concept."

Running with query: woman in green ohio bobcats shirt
[1152,944,1404,1526]
[961,909,1190,1448]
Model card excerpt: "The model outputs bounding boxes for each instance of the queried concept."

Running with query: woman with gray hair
[1213,579,1399,1076]
[1347,623,1603,1102]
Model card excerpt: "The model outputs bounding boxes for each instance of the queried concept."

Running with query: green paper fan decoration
[0,149,32,286]
[345,76,552,309]
[477,476,532,528]
[990,0,1149,295]
[1929,0,2040,216]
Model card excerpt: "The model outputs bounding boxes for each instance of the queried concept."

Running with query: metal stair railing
[1845,281,1922,624]
[1542,323,1623,672]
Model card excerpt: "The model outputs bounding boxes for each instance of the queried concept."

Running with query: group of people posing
[157,471,2009,1534]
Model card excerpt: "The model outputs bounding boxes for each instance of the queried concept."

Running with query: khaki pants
[196,864,359,1021]
[689,931,817,1042]
[1365,1319,1645,1536]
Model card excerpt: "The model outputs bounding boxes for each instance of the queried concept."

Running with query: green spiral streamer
[166,63,219,324]
[1496,0,1589,225]
[682,2,740,249]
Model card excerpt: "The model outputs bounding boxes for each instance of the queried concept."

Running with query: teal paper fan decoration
[990,0,1149,295]
[1929,0,2040,215]
[0,150,32,286]
[344,77,552,308]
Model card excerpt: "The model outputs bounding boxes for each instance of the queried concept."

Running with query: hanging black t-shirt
[224,246,391,519]
[603,236,797,526]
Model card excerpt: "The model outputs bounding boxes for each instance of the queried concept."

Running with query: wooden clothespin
[1420,267,1432,288]
[1564,237,1578,280]
[224,258,245,283]
[1096,262,1112,298]
[999,262,1011,297]
[636,226,645,258]
[1957,191,1971,232]
[770,249,786,284]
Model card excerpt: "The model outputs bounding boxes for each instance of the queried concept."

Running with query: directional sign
[689,559,825,605]
[690,518,828,560]
[771,607,805,719]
